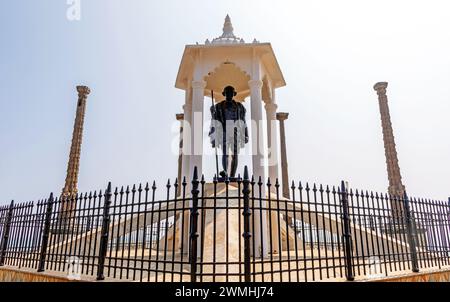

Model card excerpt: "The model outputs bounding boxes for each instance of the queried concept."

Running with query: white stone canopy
[175,15,286,199]
[175,15,286,102]
[173,15,288,257]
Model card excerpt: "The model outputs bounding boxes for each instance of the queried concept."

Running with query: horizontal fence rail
[0,166,449,282]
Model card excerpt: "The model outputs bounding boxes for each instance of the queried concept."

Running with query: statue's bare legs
[221,138,239,178]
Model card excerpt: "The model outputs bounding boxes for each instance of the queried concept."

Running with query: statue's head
[222,86,237,100]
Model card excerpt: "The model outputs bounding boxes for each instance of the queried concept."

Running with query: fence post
[340,181,354,281]
[97,182,112,281]
[37,193,54,272]
[189,167,200,282]
[0,200,14,266]
[403,192,419,273]
[242,166,252,282]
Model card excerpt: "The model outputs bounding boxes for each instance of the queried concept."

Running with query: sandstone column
[60,86,90,219]
[176,113,184,196]
[189,80,206,180]
[181,88,192,184]
[373,82,405,218]
[264,102,280,253]
[264,102,279,186]
[249,79,266,187]
[276,112,290,200]
[249,78,269,257]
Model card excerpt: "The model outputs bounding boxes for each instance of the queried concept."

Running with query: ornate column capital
[76,85,91,97]
[264,102,278,113]
[276,112,289,121]
[191,80,207,90]
[373,82,388,95]
[248,79,263,89]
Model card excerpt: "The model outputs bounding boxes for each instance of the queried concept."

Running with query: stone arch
[204,62,251,102]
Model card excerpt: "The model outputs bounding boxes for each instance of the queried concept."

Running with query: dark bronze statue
[209,86,249,179]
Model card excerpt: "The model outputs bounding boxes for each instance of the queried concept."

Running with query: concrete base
[0,266,87,282]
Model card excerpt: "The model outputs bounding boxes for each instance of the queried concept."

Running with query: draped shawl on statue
[208,100,248,149]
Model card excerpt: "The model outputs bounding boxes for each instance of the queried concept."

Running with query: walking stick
[211,90,220,178]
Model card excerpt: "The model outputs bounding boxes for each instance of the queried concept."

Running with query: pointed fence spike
[193,166,198,180]
[330,186,336,195]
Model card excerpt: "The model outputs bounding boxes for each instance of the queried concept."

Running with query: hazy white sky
[1,0,449,204]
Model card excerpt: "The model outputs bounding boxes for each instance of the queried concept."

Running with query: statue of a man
[209,86,249,179]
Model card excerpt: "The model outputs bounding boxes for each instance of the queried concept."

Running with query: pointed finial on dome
[223,14,234,37]
[210,14,245,44]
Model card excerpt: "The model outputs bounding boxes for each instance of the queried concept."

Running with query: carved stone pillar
[190,80,206,179]
[249,79,269,257]
[249,79,265,184]
[374,82,405,218]
[176,113,184,196]
[181,89,192,184]
[60,86,90,225]
[264,102,279,185]
[276,112,290,199]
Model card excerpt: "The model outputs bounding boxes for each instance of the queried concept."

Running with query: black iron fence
[0,166,449,282]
